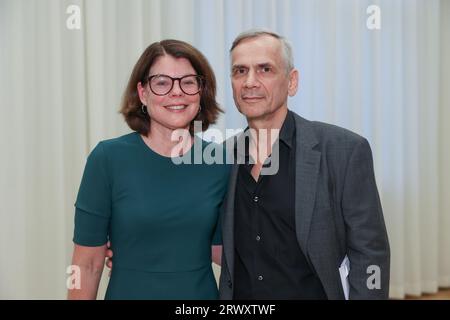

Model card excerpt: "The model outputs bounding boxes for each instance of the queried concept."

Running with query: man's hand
[105,241,113,276]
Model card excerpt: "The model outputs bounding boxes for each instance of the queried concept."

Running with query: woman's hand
[211,245,222,266]
[105,241,113,276]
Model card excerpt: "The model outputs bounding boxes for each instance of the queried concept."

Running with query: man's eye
[260,66,272,73]
[234,68,247,75]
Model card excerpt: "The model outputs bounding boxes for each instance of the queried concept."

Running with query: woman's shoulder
[93,132,139,153]
[99,132,138,147]
[86,132,140,166]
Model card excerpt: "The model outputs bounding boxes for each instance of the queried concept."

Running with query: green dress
[73,132,230,299]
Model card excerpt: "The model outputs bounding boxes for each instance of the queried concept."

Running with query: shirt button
[258,275,264,281]
[253,196,259,202]
[256,235,261,241]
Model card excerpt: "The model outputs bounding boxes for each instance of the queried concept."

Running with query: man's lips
[242,96,264,101]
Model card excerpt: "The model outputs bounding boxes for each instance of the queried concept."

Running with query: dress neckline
[134,132,200,161]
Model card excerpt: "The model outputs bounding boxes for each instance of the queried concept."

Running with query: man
[218,29,390,300]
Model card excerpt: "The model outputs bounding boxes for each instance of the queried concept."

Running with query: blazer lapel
[293,113,321,259]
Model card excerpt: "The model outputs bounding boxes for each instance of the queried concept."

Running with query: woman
[68,40,229,299]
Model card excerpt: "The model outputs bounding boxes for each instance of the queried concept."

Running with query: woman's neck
[142,122,193,157]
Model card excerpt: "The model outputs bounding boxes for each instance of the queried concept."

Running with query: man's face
[230,35,298,122]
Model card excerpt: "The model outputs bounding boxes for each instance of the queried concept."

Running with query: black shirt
[233,111,327,299]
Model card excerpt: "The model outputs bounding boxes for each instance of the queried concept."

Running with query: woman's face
[138,54,201,134]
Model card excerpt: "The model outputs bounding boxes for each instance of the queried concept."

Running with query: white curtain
[0,0,448,299]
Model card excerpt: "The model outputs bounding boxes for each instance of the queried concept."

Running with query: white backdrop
[0,0,449,299]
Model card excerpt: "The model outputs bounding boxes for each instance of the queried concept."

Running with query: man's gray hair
[230,29,294,74]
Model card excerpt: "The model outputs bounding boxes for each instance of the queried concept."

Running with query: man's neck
[246,106,289,167]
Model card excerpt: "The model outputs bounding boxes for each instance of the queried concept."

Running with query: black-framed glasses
[145,74,204,96]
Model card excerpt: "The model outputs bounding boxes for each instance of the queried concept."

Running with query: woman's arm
[211,245,222,266]
[67,243,107,300]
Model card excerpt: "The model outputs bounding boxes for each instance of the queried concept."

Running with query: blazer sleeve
[341,138,390,299]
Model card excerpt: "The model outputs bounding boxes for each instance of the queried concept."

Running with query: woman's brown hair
[120,39,222,135]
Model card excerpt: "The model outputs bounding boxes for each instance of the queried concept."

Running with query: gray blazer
[219,111,390,299]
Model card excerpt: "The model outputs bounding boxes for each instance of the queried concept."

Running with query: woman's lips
[164,105,188,112]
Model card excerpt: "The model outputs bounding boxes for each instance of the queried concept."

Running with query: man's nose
[243,70,259,88]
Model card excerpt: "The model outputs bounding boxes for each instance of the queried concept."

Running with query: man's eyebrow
[257,63,273,68]
[232,63,273,69]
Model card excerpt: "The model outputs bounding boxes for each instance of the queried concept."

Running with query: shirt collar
[234,110,296,163]
[278,110,295,149]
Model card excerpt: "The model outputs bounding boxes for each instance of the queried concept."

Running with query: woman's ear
[137,82,147,105]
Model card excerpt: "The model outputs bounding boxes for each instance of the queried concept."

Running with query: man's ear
[288,69,299,97]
